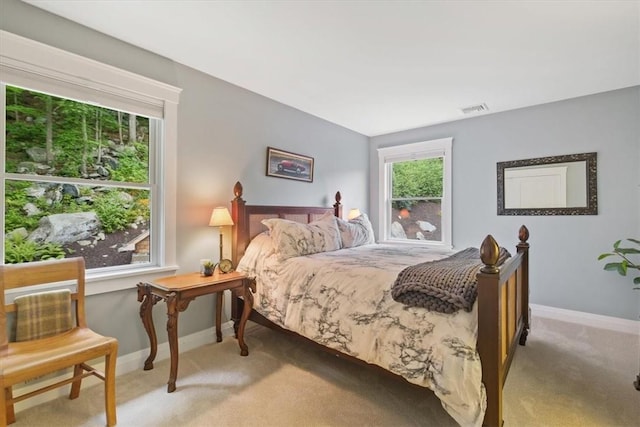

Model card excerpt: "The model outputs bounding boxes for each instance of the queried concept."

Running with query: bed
[229,181,530,427]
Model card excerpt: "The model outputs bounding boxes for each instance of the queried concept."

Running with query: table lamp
[209,206,234,264]
[347,208,362,220]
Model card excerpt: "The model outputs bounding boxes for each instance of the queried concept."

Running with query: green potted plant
[598,238,640,288]
[202,260,216,277]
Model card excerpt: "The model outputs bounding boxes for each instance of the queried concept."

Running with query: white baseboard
[13,321,235,414]
[531,304,640,335]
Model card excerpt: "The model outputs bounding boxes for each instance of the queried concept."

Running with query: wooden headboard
[230,181,342,267]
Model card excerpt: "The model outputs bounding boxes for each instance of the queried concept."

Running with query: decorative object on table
[199,258,212,275]
[598,238,640,391]
[266,146,314,182]
[347,208,361,219]
[218,258,234,273]
[202,260,215,277]
[209,206,234,273]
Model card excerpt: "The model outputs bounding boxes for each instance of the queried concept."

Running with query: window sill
[378,239,453,251]
[4,264,181,301]
[85,264,180,295]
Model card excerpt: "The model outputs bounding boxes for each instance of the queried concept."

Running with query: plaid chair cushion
[15,289,73,342]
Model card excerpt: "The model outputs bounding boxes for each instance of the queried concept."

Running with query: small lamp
[347,208,362,220]
[209,206,234,263]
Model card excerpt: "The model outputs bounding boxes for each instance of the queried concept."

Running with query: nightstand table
[136,270,254,392]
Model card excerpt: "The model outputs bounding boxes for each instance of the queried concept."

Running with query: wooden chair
[0,258,118,426]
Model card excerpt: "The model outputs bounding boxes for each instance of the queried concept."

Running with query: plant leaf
[619,261,628,275]
[617,248,640,255]
[597,253,614,260]
[626,238,640,245]
[613,239,622,249]
[634,276,640,285]
[604,262,623,273]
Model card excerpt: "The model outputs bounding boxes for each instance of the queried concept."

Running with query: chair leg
[2,386,16,425]
[70,364,83,399]
[0,385,6,426]
[105,350,117,426]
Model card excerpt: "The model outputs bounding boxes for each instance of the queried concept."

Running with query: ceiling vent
[460,103,489,115]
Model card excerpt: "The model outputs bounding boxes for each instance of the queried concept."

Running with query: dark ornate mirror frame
[497,152,598,216]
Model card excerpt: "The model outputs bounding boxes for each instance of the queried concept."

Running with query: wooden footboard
[477,226,530,427]
[230,181,530,427]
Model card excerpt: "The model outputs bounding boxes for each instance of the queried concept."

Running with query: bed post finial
[518,225,529,243]
[480,234,500,274]
[233,181,244,200]
[333,191,343,218]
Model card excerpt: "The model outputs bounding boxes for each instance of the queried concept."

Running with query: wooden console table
[136,271,254,392]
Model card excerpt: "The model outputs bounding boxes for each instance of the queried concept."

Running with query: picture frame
[266,146,314,182]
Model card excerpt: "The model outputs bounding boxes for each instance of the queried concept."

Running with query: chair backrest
[0,257,87,349]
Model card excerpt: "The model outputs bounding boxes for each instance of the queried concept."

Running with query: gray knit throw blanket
[391,247,489,314]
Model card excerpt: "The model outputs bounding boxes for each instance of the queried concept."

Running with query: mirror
[497,152,597,215]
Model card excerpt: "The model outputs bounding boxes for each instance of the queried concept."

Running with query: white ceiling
[24,0,640,137]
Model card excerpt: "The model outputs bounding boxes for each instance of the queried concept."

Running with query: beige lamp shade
[209,207,234,227]
[347,208,362,220]
[209,206,234,264]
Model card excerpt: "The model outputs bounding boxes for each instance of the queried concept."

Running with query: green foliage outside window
[4,181,43,231]
[108,142,149,183]
[4,85,152,265]
[391,158,443,210]
[6,86,150,179]
[93,190,149,234]
[4,233,65,264]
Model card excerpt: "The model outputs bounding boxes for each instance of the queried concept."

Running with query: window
[1,30,180,277]
[4,86,156,269]
[377,138,452,248]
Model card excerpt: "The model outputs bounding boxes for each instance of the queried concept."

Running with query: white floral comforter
[238,242,486,426]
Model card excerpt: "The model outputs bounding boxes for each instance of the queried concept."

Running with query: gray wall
[370,87,640,320]
[1,0,369,356]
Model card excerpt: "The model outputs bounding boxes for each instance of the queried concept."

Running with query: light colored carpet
[11,316,640,426]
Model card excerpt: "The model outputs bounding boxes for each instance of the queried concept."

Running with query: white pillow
[261,212,341,261]
[337,213,375,248]
[236,232,275,276]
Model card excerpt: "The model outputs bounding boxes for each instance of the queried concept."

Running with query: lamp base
[219,232,223,264]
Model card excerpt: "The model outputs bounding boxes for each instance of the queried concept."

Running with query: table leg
[237,280,254,356]
[216,291,223,343]
[166,292,179,393]
[137,283,160,370]
[231,289,241,337]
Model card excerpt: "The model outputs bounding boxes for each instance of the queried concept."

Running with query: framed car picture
[266,147,314,182]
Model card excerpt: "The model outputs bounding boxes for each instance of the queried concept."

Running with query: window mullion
[1,82,6,263]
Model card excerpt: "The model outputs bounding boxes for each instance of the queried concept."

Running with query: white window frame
[377,137,453,249]
[0,31,181,291]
